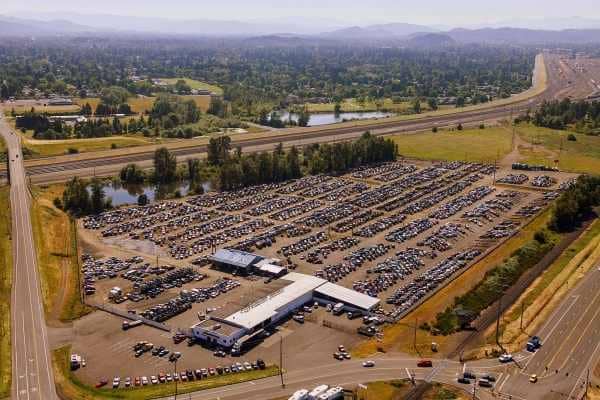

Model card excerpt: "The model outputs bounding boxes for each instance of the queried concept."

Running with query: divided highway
[0,114,58,399]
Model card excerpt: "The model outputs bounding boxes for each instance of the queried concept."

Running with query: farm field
[157,78,224,96]
[65,158,577,389]
[516,124,600,174]
[76,94,213,114]
[391,127,513,164]
[23,135,156,158]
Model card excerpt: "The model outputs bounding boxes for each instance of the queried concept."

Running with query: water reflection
[97,180,211,206]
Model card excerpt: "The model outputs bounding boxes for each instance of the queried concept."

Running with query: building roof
[314,282,380,311]
[225,272,326,330]
[210,249,263,269]
[257,263,287,275]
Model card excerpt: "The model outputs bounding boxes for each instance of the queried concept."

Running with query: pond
[275,110,394,126]
[93,181,211,206]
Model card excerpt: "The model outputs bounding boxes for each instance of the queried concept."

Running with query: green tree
[412,99,421,114]
[153,147,177,184]
[427,97,438,110]
[286,145,301,178]
[207,136,231,166]
[90,178,106,214]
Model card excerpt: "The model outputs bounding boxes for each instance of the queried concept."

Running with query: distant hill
[447,27,600,44]
[407,33,456,48]
[322,22,437,39]
[0,15,94,36]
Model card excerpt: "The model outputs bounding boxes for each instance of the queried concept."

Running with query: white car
[112,377,120,388]
[141,376,149,386]
[362,360,375,368]
[499,354,513,363]
[150,376,158,385]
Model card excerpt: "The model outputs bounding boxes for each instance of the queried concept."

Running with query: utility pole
[495,296,502,347]
[472,380,477,400]
[279,336,285,388]
[520,302,524,331]
[413,317,418,353]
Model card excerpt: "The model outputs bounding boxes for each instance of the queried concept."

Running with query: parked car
[457,377,471,384]
[499,354,513,363]
[417,360,432,368]
[463,371,476,380]
[529,374,538,383]
[96,378,108,388]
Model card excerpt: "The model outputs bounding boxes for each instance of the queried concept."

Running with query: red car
[417,360,433,368]
[95,378,108,388]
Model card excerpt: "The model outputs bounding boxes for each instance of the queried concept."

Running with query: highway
[0,113,58,399]
[497,260,600,400]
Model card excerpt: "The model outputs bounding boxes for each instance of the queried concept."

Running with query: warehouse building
[191,272,379,347]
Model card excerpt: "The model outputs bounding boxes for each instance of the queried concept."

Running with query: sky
[3,0,600,26]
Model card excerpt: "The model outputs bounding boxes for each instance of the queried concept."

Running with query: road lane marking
[543,289,600,371]
[21,314,30,400]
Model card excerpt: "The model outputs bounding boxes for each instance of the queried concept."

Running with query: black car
[457,377,471,384]
[256,359,266,370]
[463,371,476,380]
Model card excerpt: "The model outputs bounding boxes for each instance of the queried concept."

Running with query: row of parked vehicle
[531,175,556,188]
[105,358,267,389]
[314,244,393,283]
[139,278,240,322]
[429,186,495,220]
[82,254,147,296]
[386,249,482,319]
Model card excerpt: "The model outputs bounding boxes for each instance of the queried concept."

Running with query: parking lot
[72,160,578,385]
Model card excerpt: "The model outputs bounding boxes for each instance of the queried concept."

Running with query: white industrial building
[191,272,379,348]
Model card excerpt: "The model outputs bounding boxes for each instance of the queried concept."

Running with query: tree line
[526,98,600,134]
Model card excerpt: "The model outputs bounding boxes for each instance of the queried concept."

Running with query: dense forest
[528,98,600,134]
[0,37,535,118]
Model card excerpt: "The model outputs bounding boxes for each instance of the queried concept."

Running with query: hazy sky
[3,0,600,25]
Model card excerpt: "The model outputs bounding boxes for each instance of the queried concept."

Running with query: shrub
[567,133,577,141]
[67,147,79,154]
[432,126,438,133]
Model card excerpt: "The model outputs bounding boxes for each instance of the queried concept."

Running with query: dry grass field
[31,184,90,323]
[0,186,12,398]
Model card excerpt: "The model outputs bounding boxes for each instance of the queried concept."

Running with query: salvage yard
[68,160,578,389]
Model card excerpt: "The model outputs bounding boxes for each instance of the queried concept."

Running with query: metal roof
[210,249,263,269]
[315,282,380,311]
[225,272,326,330]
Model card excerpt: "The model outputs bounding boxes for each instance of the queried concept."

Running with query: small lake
[93,181,211,206]
[275,111,394,126]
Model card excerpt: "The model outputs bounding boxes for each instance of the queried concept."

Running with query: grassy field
[24,136,155,158]
[158,78,223,96]
[353,207,554,358]
[0,187,12,398]
[76,95,212,115]
[391,127,512,164]
[53,346,278,400]
[4,103,81,115]
[31,184,90,322]
[516,124,600,174]
[304,98,438,114]
[356,380,468,400]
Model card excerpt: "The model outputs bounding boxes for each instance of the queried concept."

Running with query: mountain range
[2,13,600,45]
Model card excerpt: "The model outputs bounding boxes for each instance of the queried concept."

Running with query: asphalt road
[157,355,524,400]
[497,261,600,400]
[0,114,58,399]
